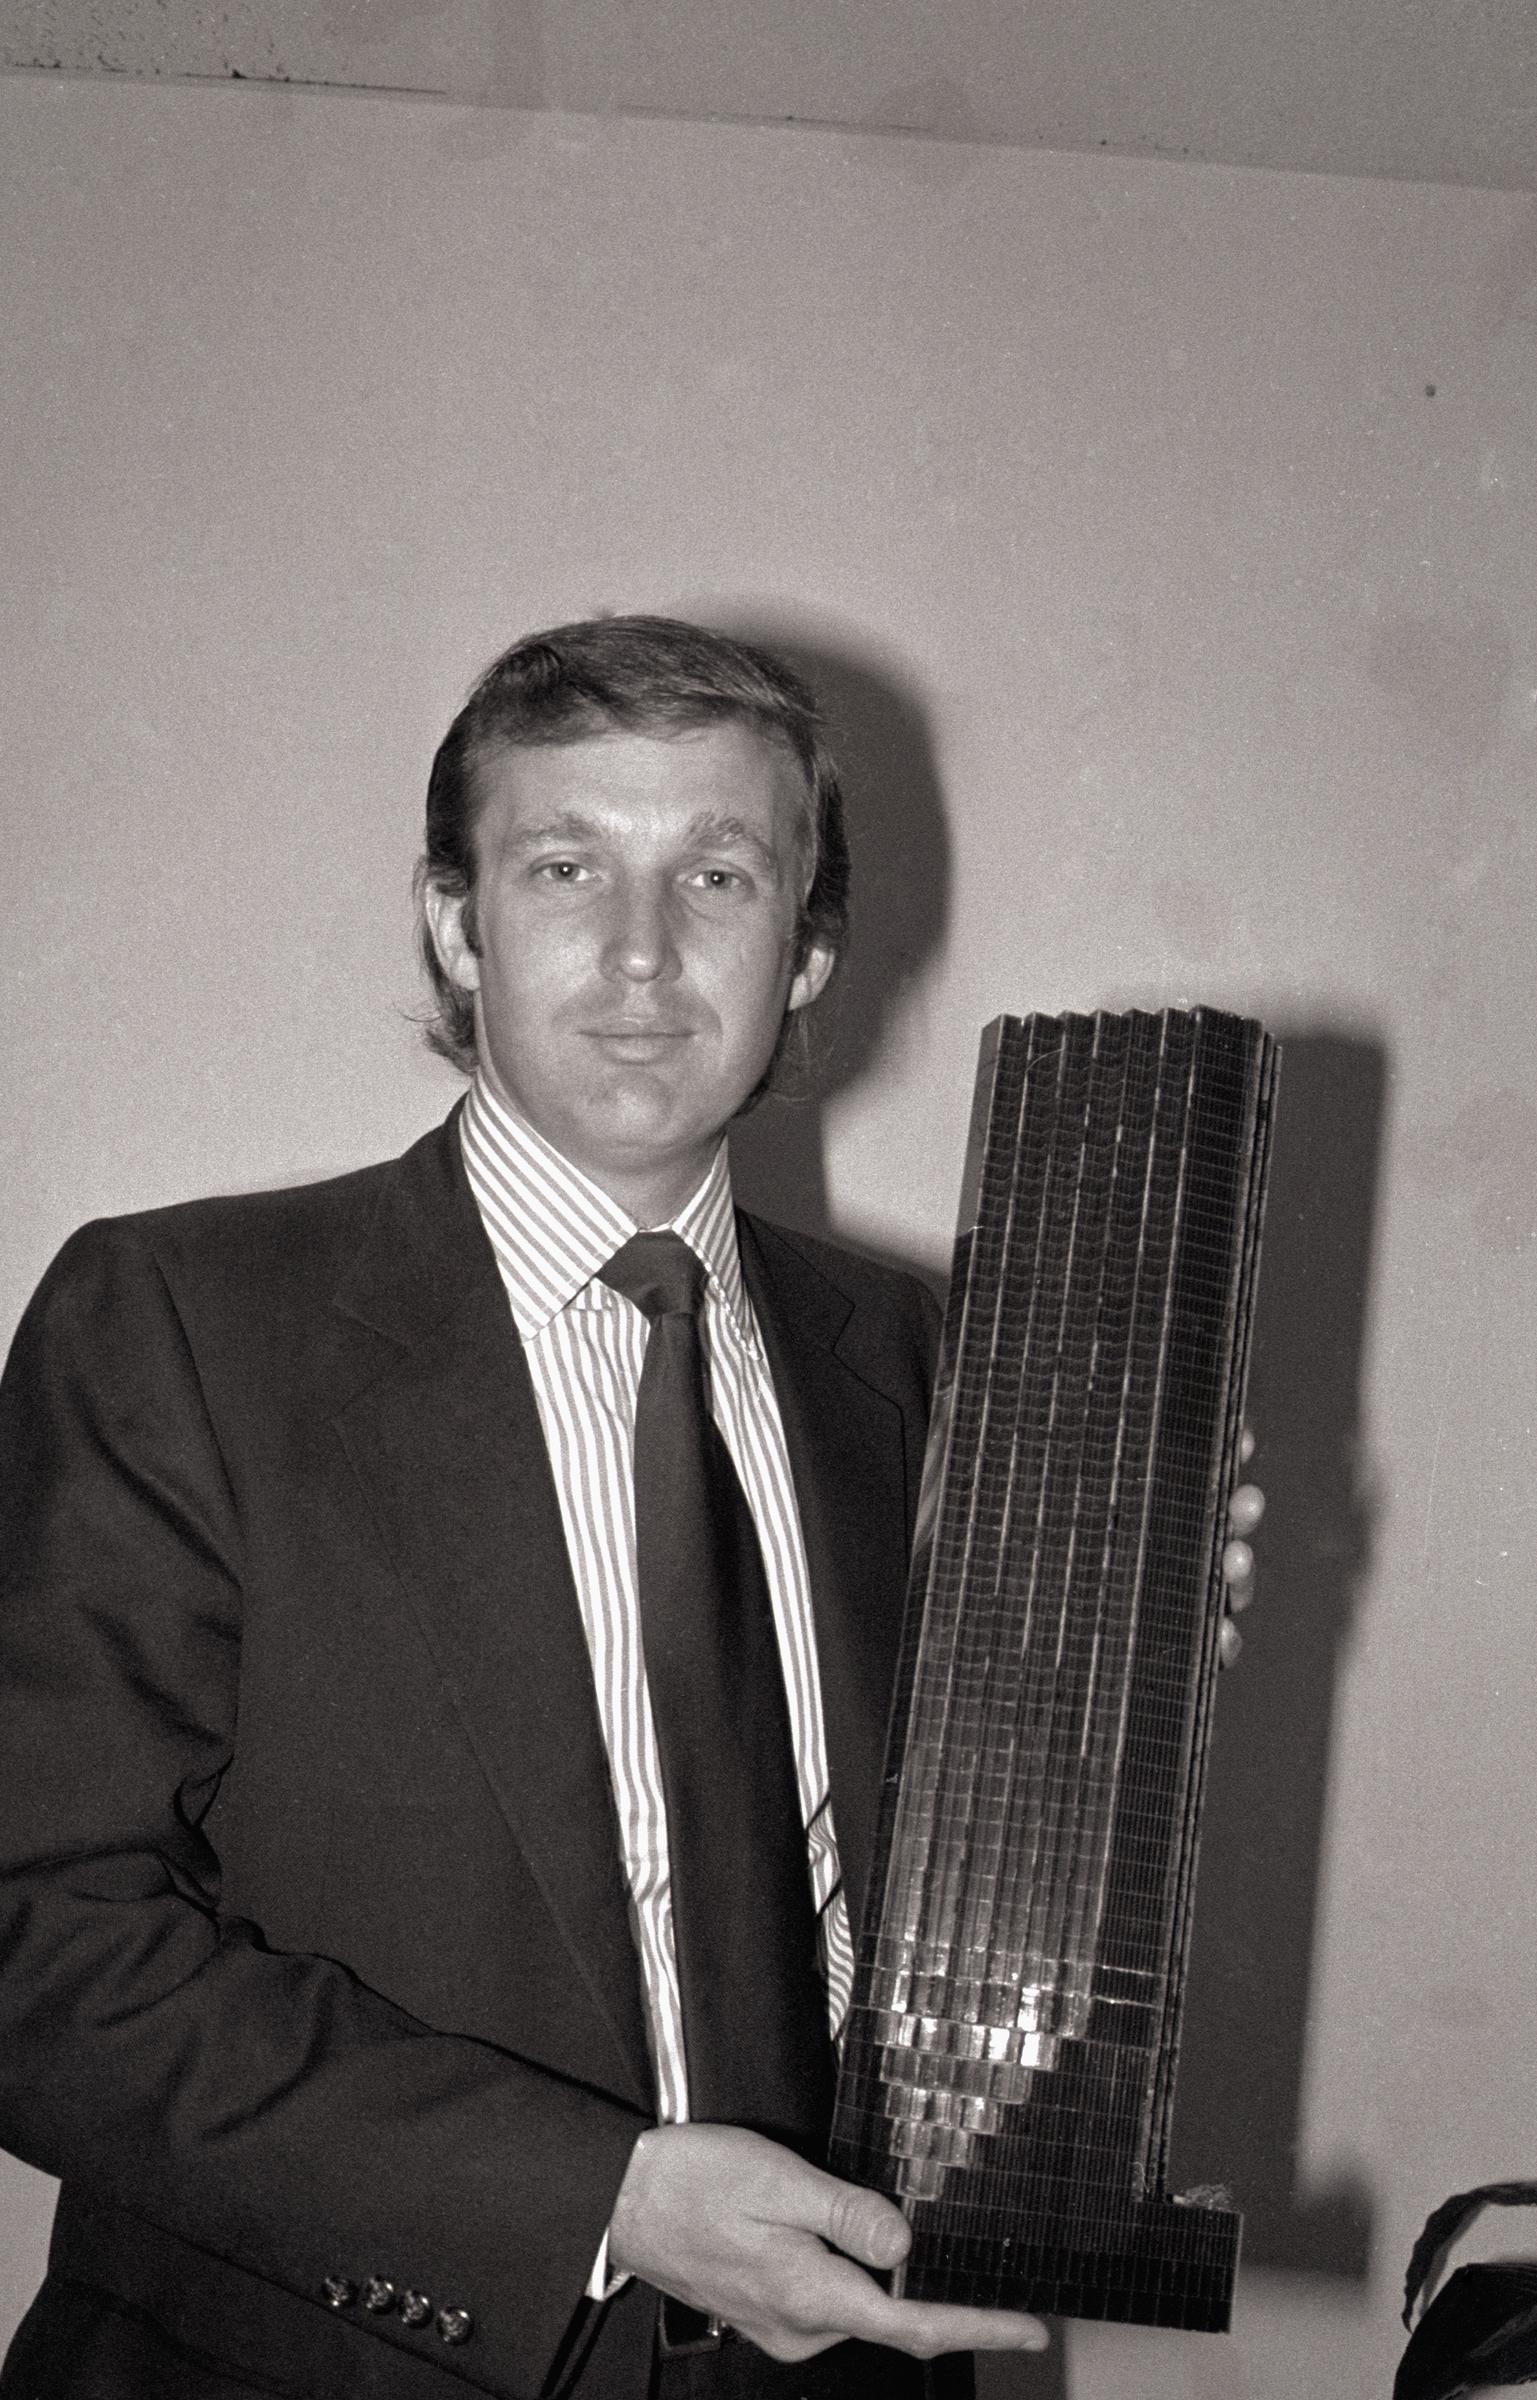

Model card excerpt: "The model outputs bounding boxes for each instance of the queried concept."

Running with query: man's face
[426,722,835,1222]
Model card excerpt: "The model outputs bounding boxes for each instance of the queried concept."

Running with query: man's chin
[543,1083,720,1199]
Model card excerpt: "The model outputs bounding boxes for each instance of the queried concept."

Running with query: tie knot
[599,1231,707,1323]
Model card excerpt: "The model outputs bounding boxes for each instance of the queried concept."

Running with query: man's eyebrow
[500,810,607,849]
[680,813,786,872]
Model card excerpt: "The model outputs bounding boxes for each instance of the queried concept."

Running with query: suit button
[436,2306,473,2345]
[322,2275,356,2309]
[399,2290,433,2327]
[363,2276,397,2312]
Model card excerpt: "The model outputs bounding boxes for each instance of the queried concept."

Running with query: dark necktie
[599,1231,835,2156]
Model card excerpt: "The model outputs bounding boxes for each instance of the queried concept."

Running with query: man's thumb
[823,2180,913,2272]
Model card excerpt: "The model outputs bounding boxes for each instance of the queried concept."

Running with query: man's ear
[423,882,481,995]
[787,939,836,1016]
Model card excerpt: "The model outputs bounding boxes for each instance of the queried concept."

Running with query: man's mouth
[584,1024,694,1058]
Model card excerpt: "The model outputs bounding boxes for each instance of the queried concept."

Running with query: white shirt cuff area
[585,2223,632,2304]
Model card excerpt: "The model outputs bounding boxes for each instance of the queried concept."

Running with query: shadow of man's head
[723,619,952,1246]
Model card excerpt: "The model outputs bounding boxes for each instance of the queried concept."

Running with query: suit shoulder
[32,1119,456,1323]
[740,1213,943,1348]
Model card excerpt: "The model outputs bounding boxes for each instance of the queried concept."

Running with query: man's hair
[416,614,850,1081]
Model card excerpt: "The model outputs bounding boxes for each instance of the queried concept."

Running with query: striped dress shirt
[459,1073,854,2132]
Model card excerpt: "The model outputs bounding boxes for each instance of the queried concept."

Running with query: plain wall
[3,75,1534,2400]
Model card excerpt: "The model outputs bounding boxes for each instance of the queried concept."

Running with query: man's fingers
[1221,1536,1255,1599]
[1221,1481,1262,1664]
[907,2305,1050,2357]
[885,2303,1051,2358]
[1227,1482,1265,1537]
[848,2281,1050,2359]
[817,2173,911,2272]
[1222,1480,1262,1601]
[739,2248,1048,2365]
[807,2193,1048,2357]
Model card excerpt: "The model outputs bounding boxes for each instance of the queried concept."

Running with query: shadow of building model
[1169,1027,1387,2282]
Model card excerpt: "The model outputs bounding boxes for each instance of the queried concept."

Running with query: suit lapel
[738,1216,915,1945]
[328,1116,653,2108]
[319,1123,921,2106]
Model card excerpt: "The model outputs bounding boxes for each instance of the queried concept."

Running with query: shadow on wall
[722,622,951,1260]
[1171,1027,1388,2282]
[976,2338,1070,2400]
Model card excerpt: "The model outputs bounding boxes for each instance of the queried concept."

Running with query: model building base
[893,2190,1241,2333]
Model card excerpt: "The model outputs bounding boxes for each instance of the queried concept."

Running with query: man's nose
[601,882,683,983]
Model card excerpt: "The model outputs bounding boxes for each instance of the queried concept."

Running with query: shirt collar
[459,1073,751,1342]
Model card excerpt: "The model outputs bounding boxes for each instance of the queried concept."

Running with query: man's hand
[608,2122,1050,2364]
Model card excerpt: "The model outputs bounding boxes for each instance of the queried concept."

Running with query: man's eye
[534,860,589,883]
[691,867,745,891]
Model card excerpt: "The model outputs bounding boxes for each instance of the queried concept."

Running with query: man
[0,618,1053,2399]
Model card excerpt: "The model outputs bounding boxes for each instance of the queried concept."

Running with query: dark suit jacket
[0,1114,939,2400]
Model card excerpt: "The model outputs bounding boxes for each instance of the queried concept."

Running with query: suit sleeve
[0,1220,648,2397]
